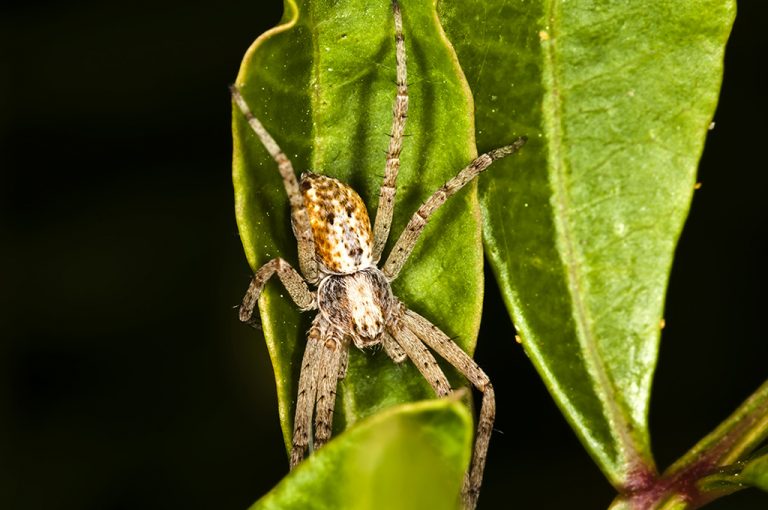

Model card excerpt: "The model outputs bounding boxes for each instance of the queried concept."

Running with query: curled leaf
[233,0,485,452]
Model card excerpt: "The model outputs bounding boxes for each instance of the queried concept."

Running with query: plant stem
[610,378,768,509]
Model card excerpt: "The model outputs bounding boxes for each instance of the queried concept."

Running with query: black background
[2,1,766,509]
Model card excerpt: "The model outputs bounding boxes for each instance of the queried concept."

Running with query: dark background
[2,1,766,509]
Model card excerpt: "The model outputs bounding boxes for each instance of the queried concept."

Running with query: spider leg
[239,258,315,328]
[230,85,319,283]
[382,137,527,280]
[313,333,346,450]
[382,330,407,363]
[290,323,323,469]
[401,307,496,510]
[388,315,451,398]
[337,343,349,380]
[372,0,408,262]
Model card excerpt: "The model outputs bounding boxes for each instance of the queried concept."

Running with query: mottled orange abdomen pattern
[300,173,374,274]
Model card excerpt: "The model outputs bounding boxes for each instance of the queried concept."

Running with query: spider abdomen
[300,172,373,274]
[316,268,394,346]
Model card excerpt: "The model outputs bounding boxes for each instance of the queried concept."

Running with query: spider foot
[239,305,263,330]
[243,318,263,331]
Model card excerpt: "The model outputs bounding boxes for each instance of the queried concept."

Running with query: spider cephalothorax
[231,1,525,508]
[317,268,394,344]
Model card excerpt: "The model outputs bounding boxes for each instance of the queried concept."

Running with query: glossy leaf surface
[232,0,483,451]
[440,0,736,489]
[250,399,472,510]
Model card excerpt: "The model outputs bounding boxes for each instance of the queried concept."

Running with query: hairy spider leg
[381,330,407,363]
[231,85,319,283]
[239,258,316,328]
[402,307,496,510]
[388,313,452,399]
[290,323,322,468]
[372,0,409,262]
[313,332,346,450]
[290,318,347,467]
[382,139,527,281]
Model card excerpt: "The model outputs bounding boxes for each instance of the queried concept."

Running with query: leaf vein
[542,0,645,484]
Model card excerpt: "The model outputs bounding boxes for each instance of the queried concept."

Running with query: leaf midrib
[541,0,644,485]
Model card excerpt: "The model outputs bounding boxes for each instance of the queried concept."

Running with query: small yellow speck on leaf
[539,30,550,41]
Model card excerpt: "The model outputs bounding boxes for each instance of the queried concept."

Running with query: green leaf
[439,0,736,489]
[742,452,768,492]
[232,0,483,452]
[250,398,472,510]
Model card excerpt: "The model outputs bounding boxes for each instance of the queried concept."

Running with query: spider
[231,1,525,508]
